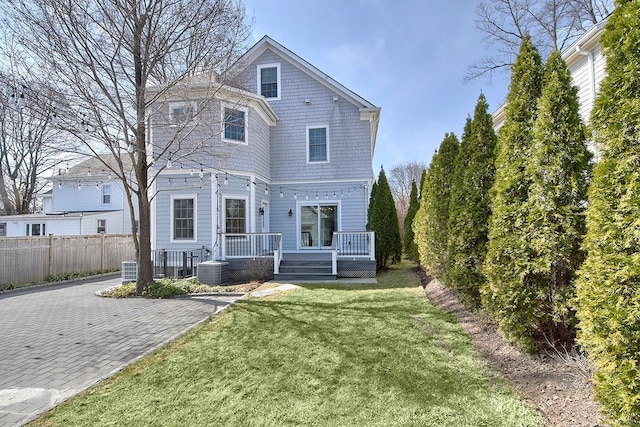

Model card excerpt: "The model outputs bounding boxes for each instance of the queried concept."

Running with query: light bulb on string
[279,187,283,198]
[294,192,297,200]
[190,168,194,176]
[265,186,269,195]
[246,180,250,192]
[199,168,204,179]
[224,174,228,185]
[58,181,62,190]
[305,191,309,200]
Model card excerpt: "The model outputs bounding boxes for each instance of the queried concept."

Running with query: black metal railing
[151,247,211,278]
[332,232,374,257]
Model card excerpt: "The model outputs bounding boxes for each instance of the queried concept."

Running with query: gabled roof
[231,36,380,113]
[49,154,134,180]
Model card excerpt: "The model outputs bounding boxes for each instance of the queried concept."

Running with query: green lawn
[32,261,540,427]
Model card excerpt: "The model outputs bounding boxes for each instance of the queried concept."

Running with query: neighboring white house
[0,155,139,237]
[493,20,607,140]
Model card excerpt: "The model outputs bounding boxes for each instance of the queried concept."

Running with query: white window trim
[97,219,107,234]
[101,184,111,205]
[222,195,249,233]
[257,63,281,101]
[168,101,198,127]
[26,223,46,236]
[0,222,6,237]
[170,194,198,243]
[306,125,330,164]
[220,102,249,145]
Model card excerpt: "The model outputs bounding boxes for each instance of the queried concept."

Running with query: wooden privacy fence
[0,234,136,287]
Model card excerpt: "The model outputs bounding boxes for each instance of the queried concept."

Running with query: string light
[199,168,204,179]
[279,187,283,198]
[246,180,250,192]
[224,174,228,185]
[294,192,297,200]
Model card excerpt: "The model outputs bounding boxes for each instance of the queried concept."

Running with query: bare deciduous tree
[0,72,65,215]
[0,0,250,293]
[469,0,613,82]
[388,161,427,239]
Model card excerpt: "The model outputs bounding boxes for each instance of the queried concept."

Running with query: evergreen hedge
[403,181,420,261]
[575,1,640,424]
[447,95,496,306]
[482,36,543,351]
[414,133,458,280]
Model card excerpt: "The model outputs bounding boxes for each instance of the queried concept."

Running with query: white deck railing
[220,233,283,273]
[331,231,375,275]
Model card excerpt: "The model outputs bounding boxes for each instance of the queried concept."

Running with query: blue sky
[242,0,510,172]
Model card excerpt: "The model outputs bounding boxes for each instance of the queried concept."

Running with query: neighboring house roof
[49,154,135,181]
[492,20,607,129]
[229,36,381,152]
[0,211,121,221]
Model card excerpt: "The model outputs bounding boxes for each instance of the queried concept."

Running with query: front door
[300,204,337,249]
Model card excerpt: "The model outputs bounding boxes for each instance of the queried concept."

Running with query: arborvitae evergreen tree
[447,94,497,306]
[367,167,401,268]
[403,181,419,261]
[482,35,543,351]
[520,50,591,347]
[366,181,377,230]
[414,133,459,280]
[576,1,640,424]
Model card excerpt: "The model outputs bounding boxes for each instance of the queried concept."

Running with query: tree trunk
[136,189,153,295]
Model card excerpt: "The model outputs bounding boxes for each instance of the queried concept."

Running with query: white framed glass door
[299,203,337,249]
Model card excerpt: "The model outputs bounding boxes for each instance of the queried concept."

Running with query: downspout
[575,44,598,160]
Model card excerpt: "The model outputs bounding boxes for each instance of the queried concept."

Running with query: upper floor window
[102,185,111,204]
[224,108,246,143]
[97,219,107,234]
[172,197,196,241]
[257,63,281,100]
[307,126,329,163]
[0,222,6,237]
[26,223,45,236]
[169,101,197,125]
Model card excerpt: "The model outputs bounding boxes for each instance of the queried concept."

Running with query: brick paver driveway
[0,275,243,427]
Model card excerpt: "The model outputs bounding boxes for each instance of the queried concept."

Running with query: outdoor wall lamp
[288,209,293,217]
[258,207,264,216]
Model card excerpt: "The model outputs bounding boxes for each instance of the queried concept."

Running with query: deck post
[369,231,375,261]
[331,248,338,275]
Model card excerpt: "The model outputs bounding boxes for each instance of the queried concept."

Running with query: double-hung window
[97,219,107,234]
[172,197,196,241]
[102,185,111,205]
[0,222,6,236]
[257,63,280,100]
[225,199,246,234]
[224,108,246,143]
[307,126,329,163]
[169,102,196,125]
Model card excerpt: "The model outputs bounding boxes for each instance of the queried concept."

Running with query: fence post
[163,250,168,277]
[100,232,106,271]
[48,233,54,278]
[182,251,187,278]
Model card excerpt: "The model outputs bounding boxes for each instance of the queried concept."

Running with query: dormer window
[257,63,281,100]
